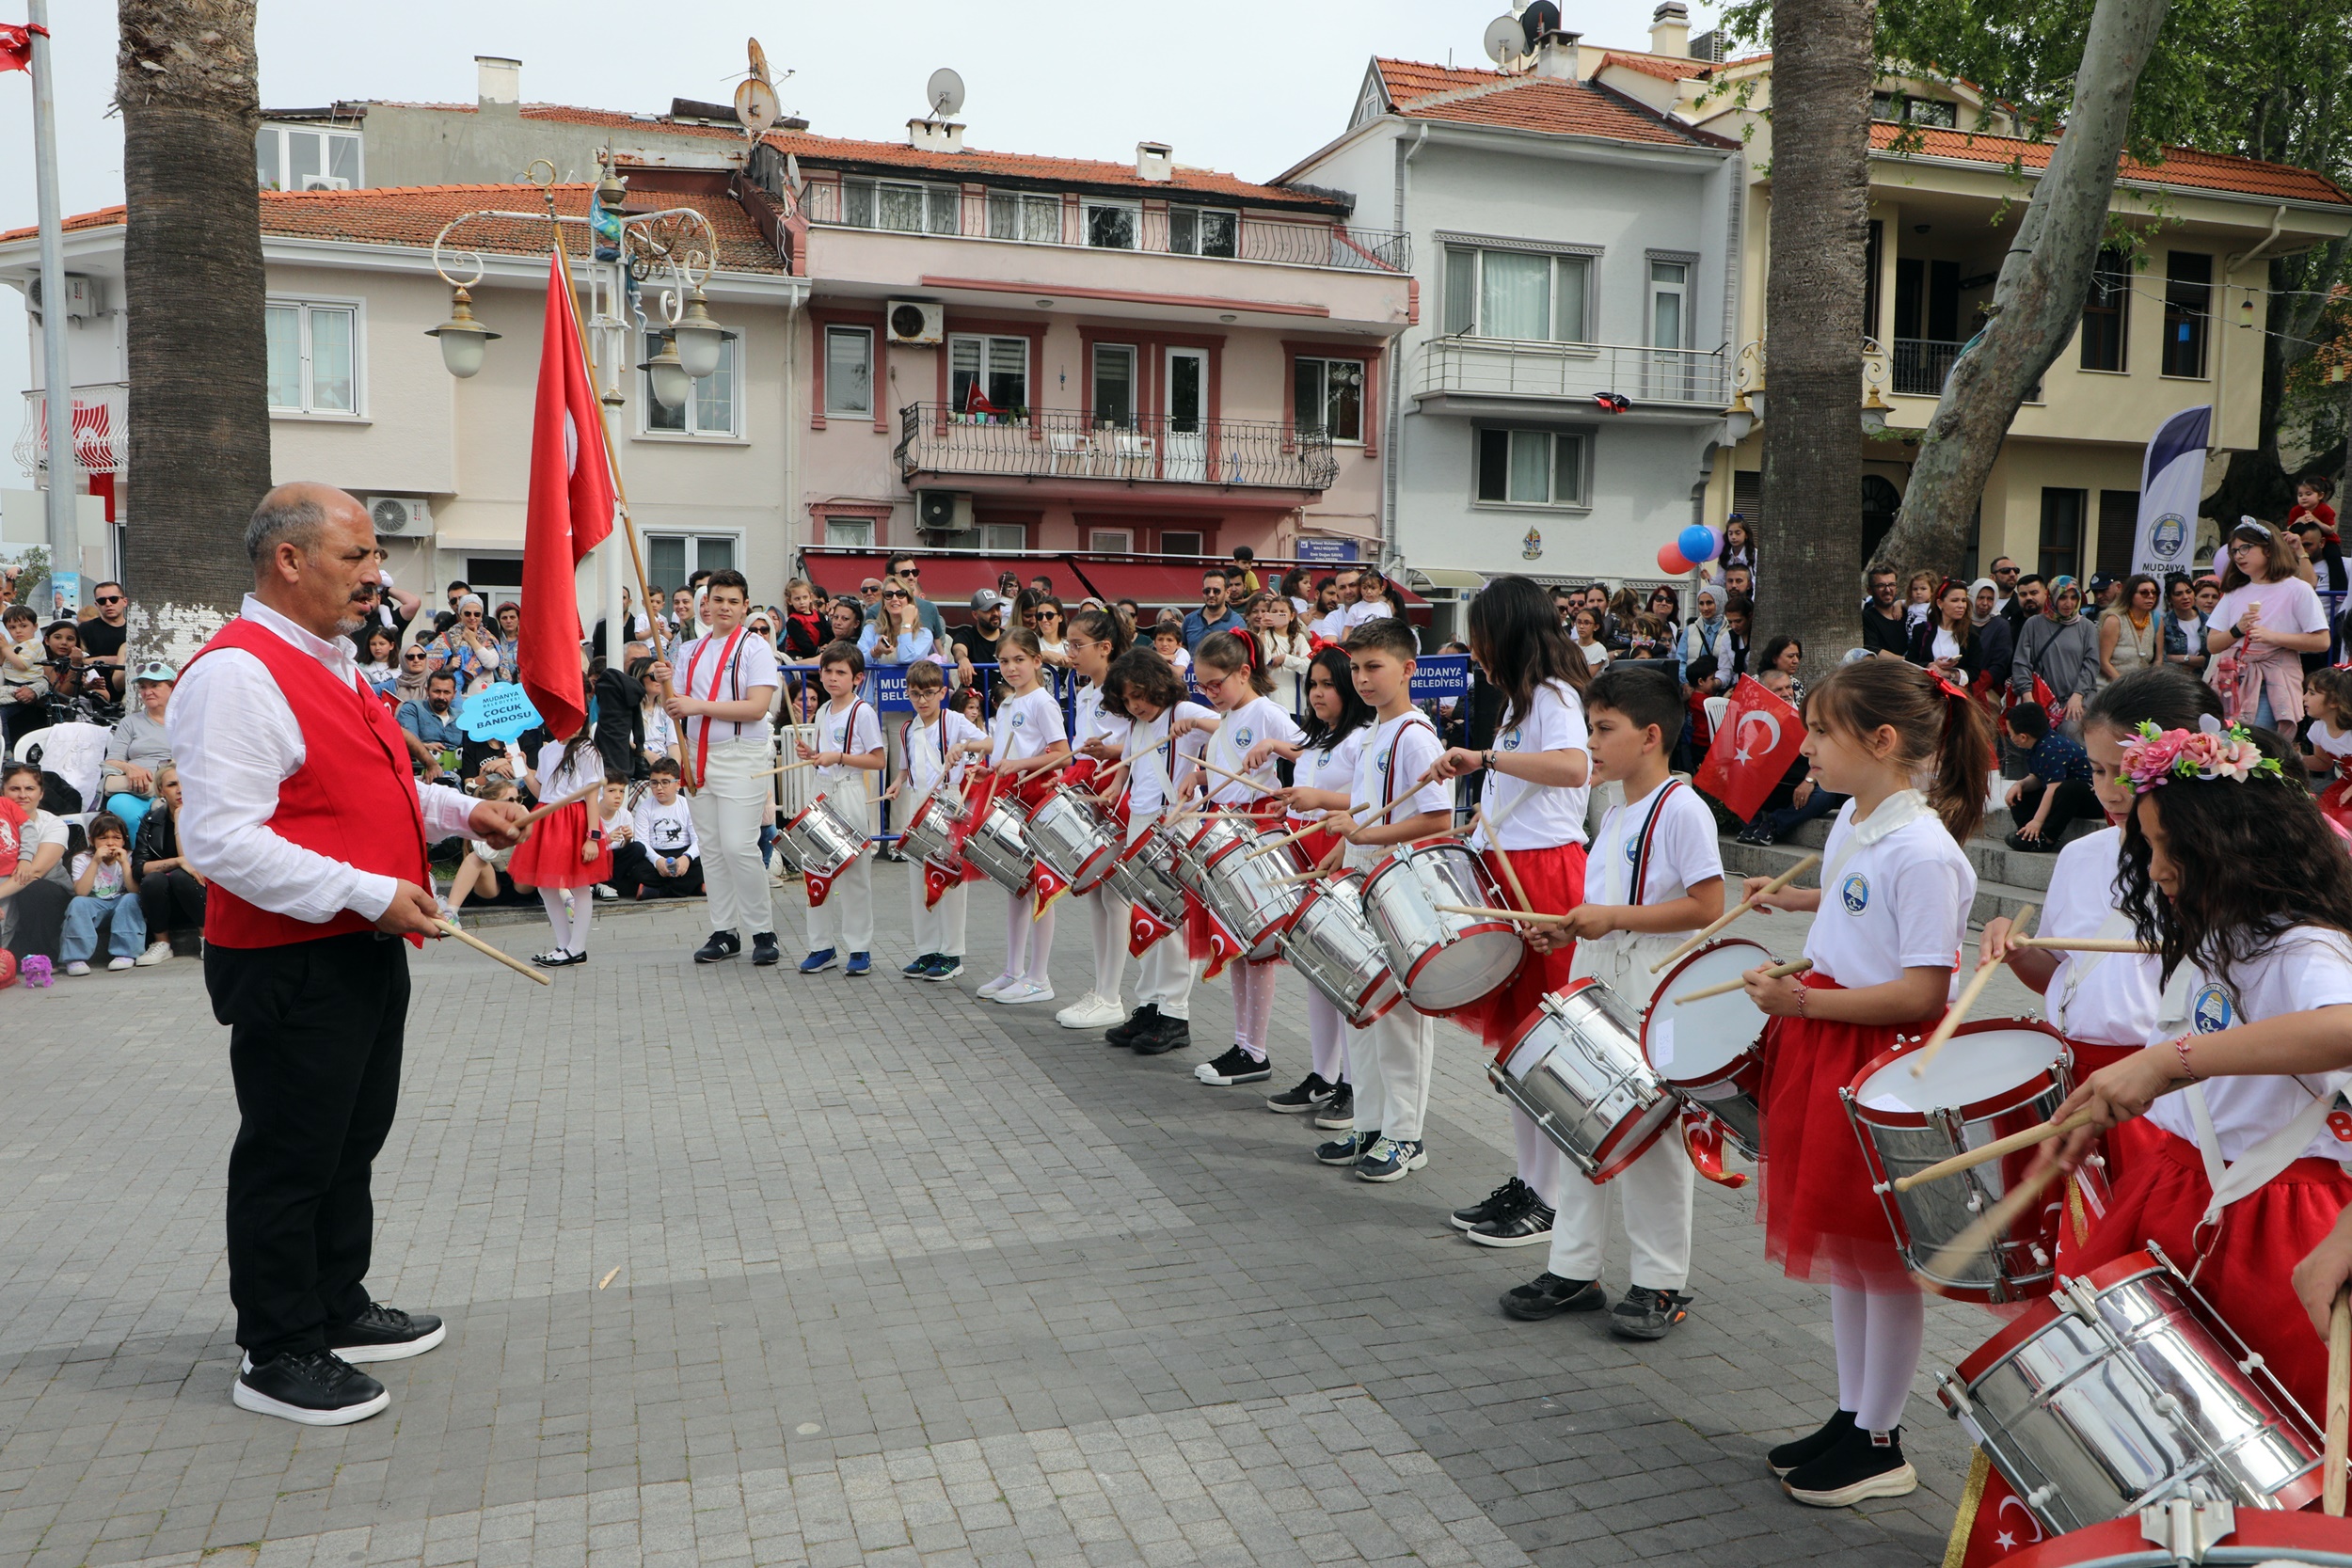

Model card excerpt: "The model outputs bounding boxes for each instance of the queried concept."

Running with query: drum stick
[516,780,604,829]
[755,759,815,781]
[2007,937,2157,954]
[436,920,553,986]
[1437,903,1565,924]
[1913,1158,2063,1291]
[1248,809,1368,860]
[1649,854,1821,974]
[1890,1109,2099,1192]
[2329,1290,2350,1517]
[1674,958,1811,1005]
[1907,903,2036,1079]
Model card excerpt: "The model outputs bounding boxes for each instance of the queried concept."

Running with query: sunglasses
[860,585,882,594]
[404,652,429,661]
[94,594,122,606]
[883,592,908,601]
[894,564,920,577]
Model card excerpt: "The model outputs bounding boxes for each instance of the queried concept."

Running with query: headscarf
[392,652,433,705]
[2046,575,2082,624]
[1967,577,1997,627]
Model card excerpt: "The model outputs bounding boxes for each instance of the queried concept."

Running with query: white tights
[1513,1106,1564,1209]
[1229,961,1278,1062]
[1084,889,1129,1002]
[999,891,1057,985]
[1305,991,1349,1084]
[1830,1283,1926,1433]
[538,887,592,956]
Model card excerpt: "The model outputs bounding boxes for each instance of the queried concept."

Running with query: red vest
[184,616,431,948]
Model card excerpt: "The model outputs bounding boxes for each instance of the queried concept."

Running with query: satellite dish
[1482,14,1524,64]
[734,76,780,137]
[1519,0,1563,47]
[925,66,965,119]
[785,152,803,194]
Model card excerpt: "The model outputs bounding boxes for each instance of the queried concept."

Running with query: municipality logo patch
[1501,726,1523,752]
[1235,726,1253,750]
[1840,874,1869,914]
[2151,514,2187,562]
[2192,982,2235,1034]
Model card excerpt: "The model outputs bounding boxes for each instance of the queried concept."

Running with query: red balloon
[1657,543,1694,575]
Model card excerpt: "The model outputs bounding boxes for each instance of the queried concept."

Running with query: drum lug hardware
[2029,1245,2049,1266]
[2151,1393,2182,1419]
[2235,1353,2265,1375]
[2025,1483,2058,1510]
[2063,1275,2103,1322]
[2137,1494,2232,1565]
[1964,1190,1985,1213]
[1872,1181,1891,1196]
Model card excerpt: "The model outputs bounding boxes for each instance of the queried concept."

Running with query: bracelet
[2174,1035,2200,1082]
[1795,984,1808,1019]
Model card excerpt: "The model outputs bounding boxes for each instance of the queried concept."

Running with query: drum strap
[2054,907,2137,1034]
[2183,1082,2343,1268]
[1607,779,1682,909]
[684,626,748,782]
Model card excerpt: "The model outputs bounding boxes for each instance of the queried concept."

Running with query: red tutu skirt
[1758,975,1934,1293]
[507,800,613,890]
[2320,775,2352,837]
[1459,842,1586,1056]
[2065,1037,2146,1187]
[2056,1119,2352,1421]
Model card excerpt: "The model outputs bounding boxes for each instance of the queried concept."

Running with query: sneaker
[976,973,1022,1000]
[1107,1003,1161,1048]
[1609,1285,1693,1339]
[924,955,964,982]
[1500,1273,1605,1322]
[993,980,1055,1006]
[798,948,838,974]
[1265,1072,1335,1114]
[1057,992,1128,1030]
[135,941,173,967]
[1131,1014,1191,1055]
[1784,1426,1917,1507]
[1468,1198,1556,1249]
[902,953,936,977]
[1736,824,1773,847]
[1356,1136,1428,1183]
[751,932,781,967]
[63,960,90,977]
[1195,1044,1273,1085]
[845,952,872,976]
[1768,1411,1857,1478]
[106,956,135,972]
[1312,1085,1357,1130]
[325,1302,446,1364]
[232,1350,389,1426]
[693,930,740,963]
[595,883,619,901]
[1452,1176,1532,1233]
[1317,1129,1376,1167]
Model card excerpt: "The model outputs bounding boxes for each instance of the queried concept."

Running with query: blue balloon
[1678,524,1720,563]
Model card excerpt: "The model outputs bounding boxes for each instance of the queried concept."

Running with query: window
[1092,343,1136,428]
[824,325,873,417]
[1649,260,1689,349]
[1159,531,1203,556]
[1089,527,1135,553]
[1169,207,1238,258]
[1085,201,1139,249]
[2163,251,2212,378]
[1442,246,1591,342]
[1475,427,1589,507]
[842,178,960,234]
[1870,91,1957,127]
[2039,487,2087,579]
[987,190,1062,244]
[823,515,874,547]
[464,557,524,592]
[646,534,739,589]
[643,330,739,436]
[2080,246,2132,372]
[1294,356,1365,443]
[950,334,1028,414]
[979,523,1029,551]
[256,124,360,190]
[264,300,358,415]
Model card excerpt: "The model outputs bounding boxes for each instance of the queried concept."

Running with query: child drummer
[886,658,985,980]
[795,640,885,976]
[1500,666,1724,1338]
[1097,647,1216,1057]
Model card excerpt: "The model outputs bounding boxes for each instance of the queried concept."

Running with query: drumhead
[1854,1023,2063,1117]
[1645,939,1773,1080]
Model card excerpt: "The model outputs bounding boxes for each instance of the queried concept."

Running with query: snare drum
[1104,818,1187,930]
[1939,1249,2327,1537]
[1989,1509,2352,1565]
[1844,1020,2089,1303]
[1184,815,1305,960]
[1489,978,1677,1182]
[899,788,971,872]
[1279,873,1402,1027]
[1642,939,1773,1157]
[1359,841,1523,1014]
[961,796,1037,894]
[1027,785,1123,895]
[775,793,866,879]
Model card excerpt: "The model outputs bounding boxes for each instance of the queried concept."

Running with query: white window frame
[843,178,961,235]
[978,522,1028,551]
[1472,424,1593,511]
[1168,206,1239,259]
[1159,531,1204,556]
[1091,342,1137,428]
[640,329,742,438]
[264,296,365,418]
[1084,199,1141,250]
[1646,256,1692,350]
[1439,239,1598,344]
[823,515,875,548]
[1294,356,1366,445]
[256,122,362,191]
[949,334,1030,415]
[824,325,874,418]
[986,189,1064,245]
[645,532,743,588]
[1087,526,1135,553]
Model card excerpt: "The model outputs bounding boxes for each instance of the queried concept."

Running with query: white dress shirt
[169,594,478,925]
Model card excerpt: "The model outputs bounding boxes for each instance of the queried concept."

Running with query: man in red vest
[168,483,529,1426]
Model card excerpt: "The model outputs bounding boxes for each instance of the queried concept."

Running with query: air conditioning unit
[915,488,975,540]
[887,299,944,344]
[26,274,98,319]
[302,176,352,192]
[367,496,433,538]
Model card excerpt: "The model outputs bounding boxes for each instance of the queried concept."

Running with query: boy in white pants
[892,659,983,980]
[796,641,885,975]
[1500,665,1724,1338]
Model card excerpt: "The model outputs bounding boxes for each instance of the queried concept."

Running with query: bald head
[248,483,383,640]
[247,483,366,570]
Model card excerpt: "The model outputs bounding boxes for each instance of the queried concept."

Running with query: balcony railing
[895,404,1338,491]
[802,181,1410,274]
[1892,337,1965,396]
[1416,339,1728,409]
[14,383,127,479]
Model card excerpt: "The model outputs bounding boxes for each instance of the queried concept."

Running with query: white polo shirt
[1803,802,1974,989]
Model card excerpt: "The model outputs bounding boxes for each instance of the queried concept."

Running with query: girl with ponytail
[1053,605,1137,1032]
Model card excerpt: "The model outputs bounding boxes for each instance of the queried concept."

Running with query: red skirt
[2320,775,2352,837]
[2066,1037,2145,1187]
[1459,842,1586,1056]
[507,800,612,890]
[1758,975,1932,1293]
[2055,1119,2352,1421]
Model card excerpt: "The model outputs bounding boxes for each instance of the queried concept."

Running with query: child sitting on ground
[62,812,151,975]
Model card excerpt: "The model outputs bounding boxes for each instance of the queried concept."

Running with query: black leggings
[140,867,207,940]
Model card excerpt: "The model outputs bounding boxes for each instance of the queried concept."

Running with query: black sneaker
[1736,824,1773,846]
[1784,1425,1917,1507]
[1195,1044,1273,1085]
[925,955,963,982]
[1608,1285,1692,1339]
[1468,1197,1555,1249]
[693,930,740,963]
[1500,1273,1604,1322]
[1452,1176,1531,1233]
[1768,1410,1857,1478]
[232,1349,389,1426]
[1312,1084,1356,1130]
[325,1302,446,1364]
[1131,1015,1191,1056]
[902,953,935,977]
[1106,1003,1160,1048]
[1265,1072,1335,1114]
[751,932,780,966]
[1316,1129,1375,1166]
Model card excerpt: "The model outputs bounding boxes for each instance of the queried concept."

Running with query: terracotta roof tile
[1370,59,1729,150]
[1598,51,1708,82]
[1872,122,2352,205]
[1374,58,1510,106]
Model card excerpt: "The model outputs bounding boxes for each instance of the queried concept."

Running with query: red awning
[801,552,1037,613]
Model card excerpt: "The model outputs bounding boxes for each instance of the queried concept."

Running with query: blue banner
[1410,654,1471,703]
[1295,538,1361,563]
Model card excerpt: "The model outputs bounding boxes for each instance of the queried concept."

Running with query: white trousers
[1079,887,1130,1003]
[1347,1006,1433,1143]
[689,738,776,937]
[1546,1127,1696,1291]
[911,869,969,958]
[1124,816,1193,1019]
[1514,1108,1565,1209]
[1306,990,1348,1084]
[806,854,874,953]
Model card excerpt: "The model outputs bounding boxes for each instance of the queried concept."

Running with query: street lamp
[424,285,500,378]
[636,330,691,410]
[670,286,725,380]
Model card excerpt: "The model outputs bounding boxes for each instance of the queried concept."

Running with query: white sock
[1024,900,1056,985]
[540,889,570,951]
[567,896,594,955]
[1001,893,1031,982]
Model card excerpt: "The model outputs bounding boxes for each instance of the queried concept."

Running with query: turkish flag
[1030,858,1071,918]
[1693,675,1803,820]
[1128,900,1178,957]
[1679,1108,1748,1189]
[923,860,958,910]
[521,248,617,740]
[0,24,40,73]
[1943,1451,2048,1564]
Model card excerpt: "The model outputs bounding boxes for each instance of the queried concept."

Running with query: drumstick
[1248,808,1368,860]
[1889,1109,2100,1192]
[2007,937,2157,954]
[1649,854,1821,974]
[516,780,604,828]
[2329,1290,2351,1517]
[754,759,815,781]
[1437,903,1566,924]
[1674,959,1811,1005]
[1913,1157,2063,1291]
[436,920,553,986]
[1907,903,2036,1079]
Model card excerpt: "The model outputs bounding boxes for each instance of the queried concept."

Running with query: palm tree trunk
[116,0,271,667]
[1760,0,1875,679]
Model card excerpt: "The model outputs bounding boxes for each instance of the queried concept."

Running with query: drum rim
[1396,921,1525,1011]
[1641,937,1777,1079]
[1994,1509,2352,1566]
[1951,1250,2171,1384]
[1361,835,1479,889]
[1847,1018,2071,1129]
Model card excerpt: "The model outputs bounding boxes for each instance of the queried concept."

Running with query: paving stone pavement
[0,879,2048,1567]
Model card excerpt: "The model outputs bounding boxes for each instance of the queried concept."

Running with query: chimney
[906,117,964,152]
[1136,142,1174,182]
[475,55,520,106]
[1649,2,1691,58]
[1531,29,1581,81]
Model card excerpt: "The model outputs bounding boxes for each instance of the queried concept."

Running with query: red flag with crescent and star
[1678,1108,1748,1189]
[1128,899,1178,957]
[521,247,616,740]
[922,858,959,910]
[1943,1453,2047,1564]
[0,24,42,73]
[1692,675,1803,821]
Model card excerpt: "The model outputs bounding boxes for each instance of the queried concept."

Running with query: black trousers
[6,878,70,962]
[612,841,703,898]
[139,867,206,941]
[2013,777,2106,844]
[207,931,408,1357]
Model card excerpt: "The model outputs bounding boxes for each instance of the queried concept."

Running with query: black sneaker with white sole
[325,1302,446,1364]
[1451,1176,1530,1233]
[1195,1044,1273,1085]
[693,930,740,963]
[1312,1084,1355,1130]
[233,1349,389,1426]
[1783,1425,1916,1507]
[1106,1003,1160,1048]
[1265,1072,1335,1113]
[1316,1128,1375,1166]
[1768,1410,1856,1477]
[1608,1285,1692,1339]
[1467,1198,1555,1249]
[1499,1273,1604,1322]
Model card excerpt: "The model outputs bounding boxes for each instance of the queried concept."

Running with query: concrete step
[1749,806,2095,896]
[1718,834,2043,928]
